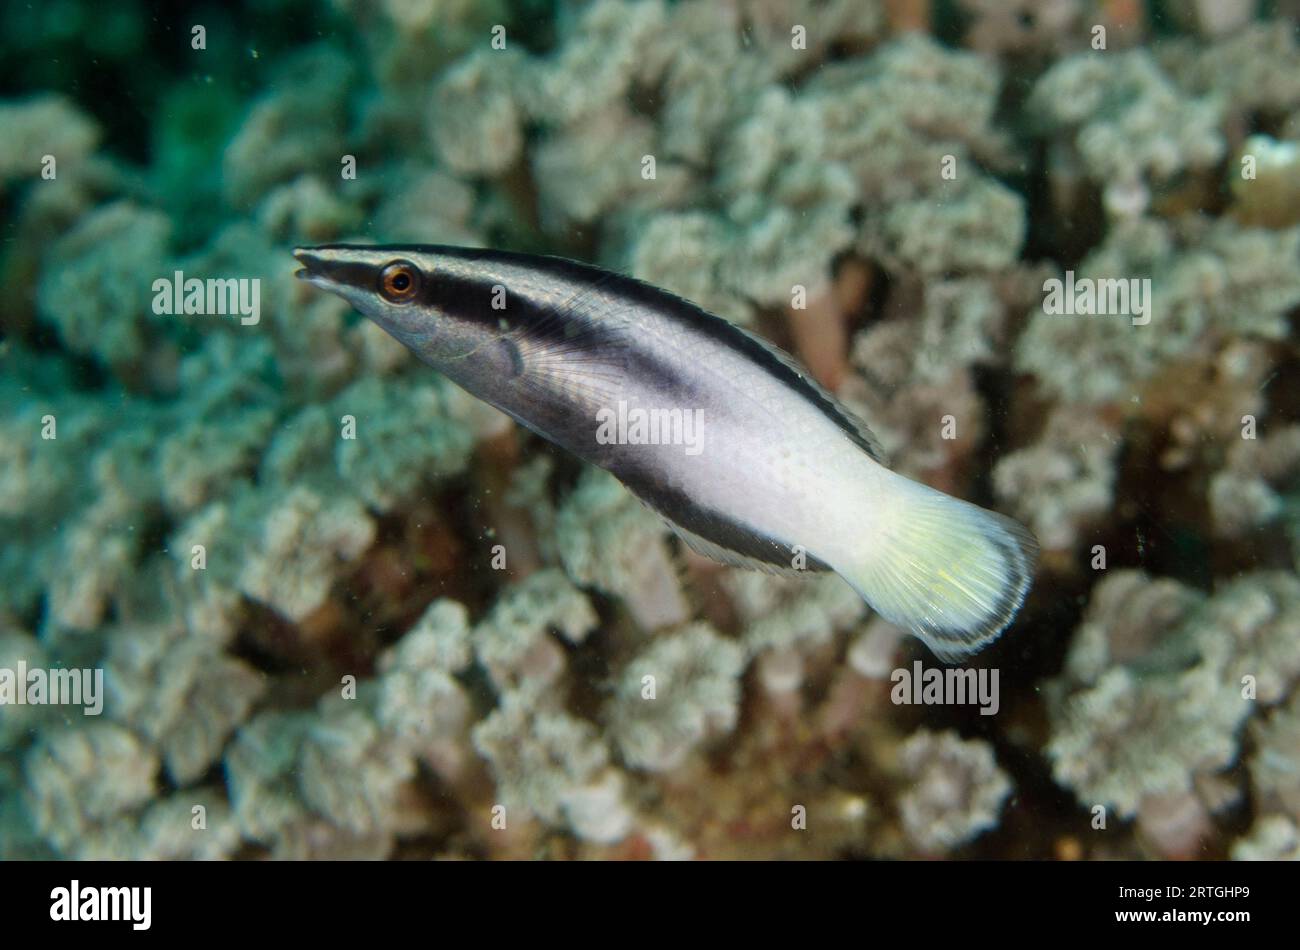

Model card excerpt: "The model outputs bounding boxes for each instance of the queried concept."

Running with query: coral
[714,88,858,304]
[295,696,420,836]
[225,692,419,851]
[334,375,508,513]
[257,174,363,242]
[103,618,266,785]
[78,789,243,861]
[1048,661,1235,824]
[0,94,99,188]
[1056,570,1204,686]
[895,729,1011,852]
[843,319,986,482]
[1209,425,1300,538]
[606,624,745,772]
[387,597,474,676]
[522,0,668,125]
[555,470,689,632]
[222,46,354,208]
[473,569,598,696]
[725,570,866,657]
[1160,21,1300,121]
[1246,691,1300,819]
[157,401,278,515]
[0,383,106,519]
[863,177,1025,277]
[375,607,474,781]
[645,4,775,166]
[1029,50,1224,190]
[429,50,526,177]
[1149,339,1274,472]
[809,34,1008,205]
[1015,218,1300,405]
[909,276,1018,383]
[175,482,376,624]
[532,105,667,229]
[35,201,172,373]
[1232,815,1300,860]
[1233,687,1300,859]
[559,768,637,845]
[371,164,483,246]
[623,211,753,325]
[46,482,145,632]
[847,618,907,680]
[1047,571,1300,822]
[1194,572,1300,706]
[23,722,160,858]
[472,695,610,827]
[0,630,52,746]
[993,409,1120,553]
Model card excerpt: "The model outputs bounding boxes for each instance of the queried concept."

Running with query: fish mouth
[292,247,331,287]
[292,246,378,296]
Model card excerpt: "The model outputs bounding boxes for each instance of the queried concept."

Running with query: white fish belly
[626,352,888,571]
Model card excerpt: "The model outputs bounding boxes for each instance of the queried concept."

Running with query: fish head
[293,244,462,357]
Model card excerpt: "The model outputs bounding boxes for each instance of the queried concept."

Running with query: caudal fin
[839,473,1039,663]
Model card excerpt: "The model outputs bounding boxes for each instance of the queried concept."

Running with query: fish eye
[379,261,421,303]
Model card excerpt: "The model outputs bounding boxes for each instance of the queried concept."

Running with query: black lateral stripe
[370,244,872,457]
[444,266,685,397]
[619,472,831,573]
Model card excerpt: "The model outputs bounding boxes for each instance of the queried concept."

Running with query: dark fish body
[295,244,1038,661]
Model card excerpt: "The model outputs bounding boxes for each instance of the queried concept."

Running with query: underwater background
[1,0,1299,861]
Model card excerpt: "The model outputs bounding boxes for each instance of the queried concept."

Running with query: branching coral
[174,482,376,624]
[1209,425,1300,538]
[1030,50,1224,194]
[225,693,419,853]
[23,722,160,859]
[472,694,611,828]
[103,618,266,785]
[0,94,99,188]
[1016,218,1300,405]
[35,201,172,375]
[555,470,689,632]
[222,46,354,209]
[1047,570,1300,833]
[895,729,1012,853]
[473,568,598,696]
[993,409,1120,553]
[606,623,745,772]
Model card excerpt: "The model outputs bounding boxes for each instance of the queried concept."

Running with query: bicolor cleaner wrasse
[293,245,1039,662]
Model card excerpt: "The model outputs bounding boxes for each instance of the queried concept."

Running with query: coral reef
[1,0,1298,863]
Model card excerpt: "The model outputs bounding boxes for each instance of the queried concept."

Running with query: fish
[293,244,1039,662]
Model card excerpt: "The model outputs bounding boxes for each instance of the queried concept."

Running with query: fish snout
[292,245,394,297]
[293,247,327,283]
